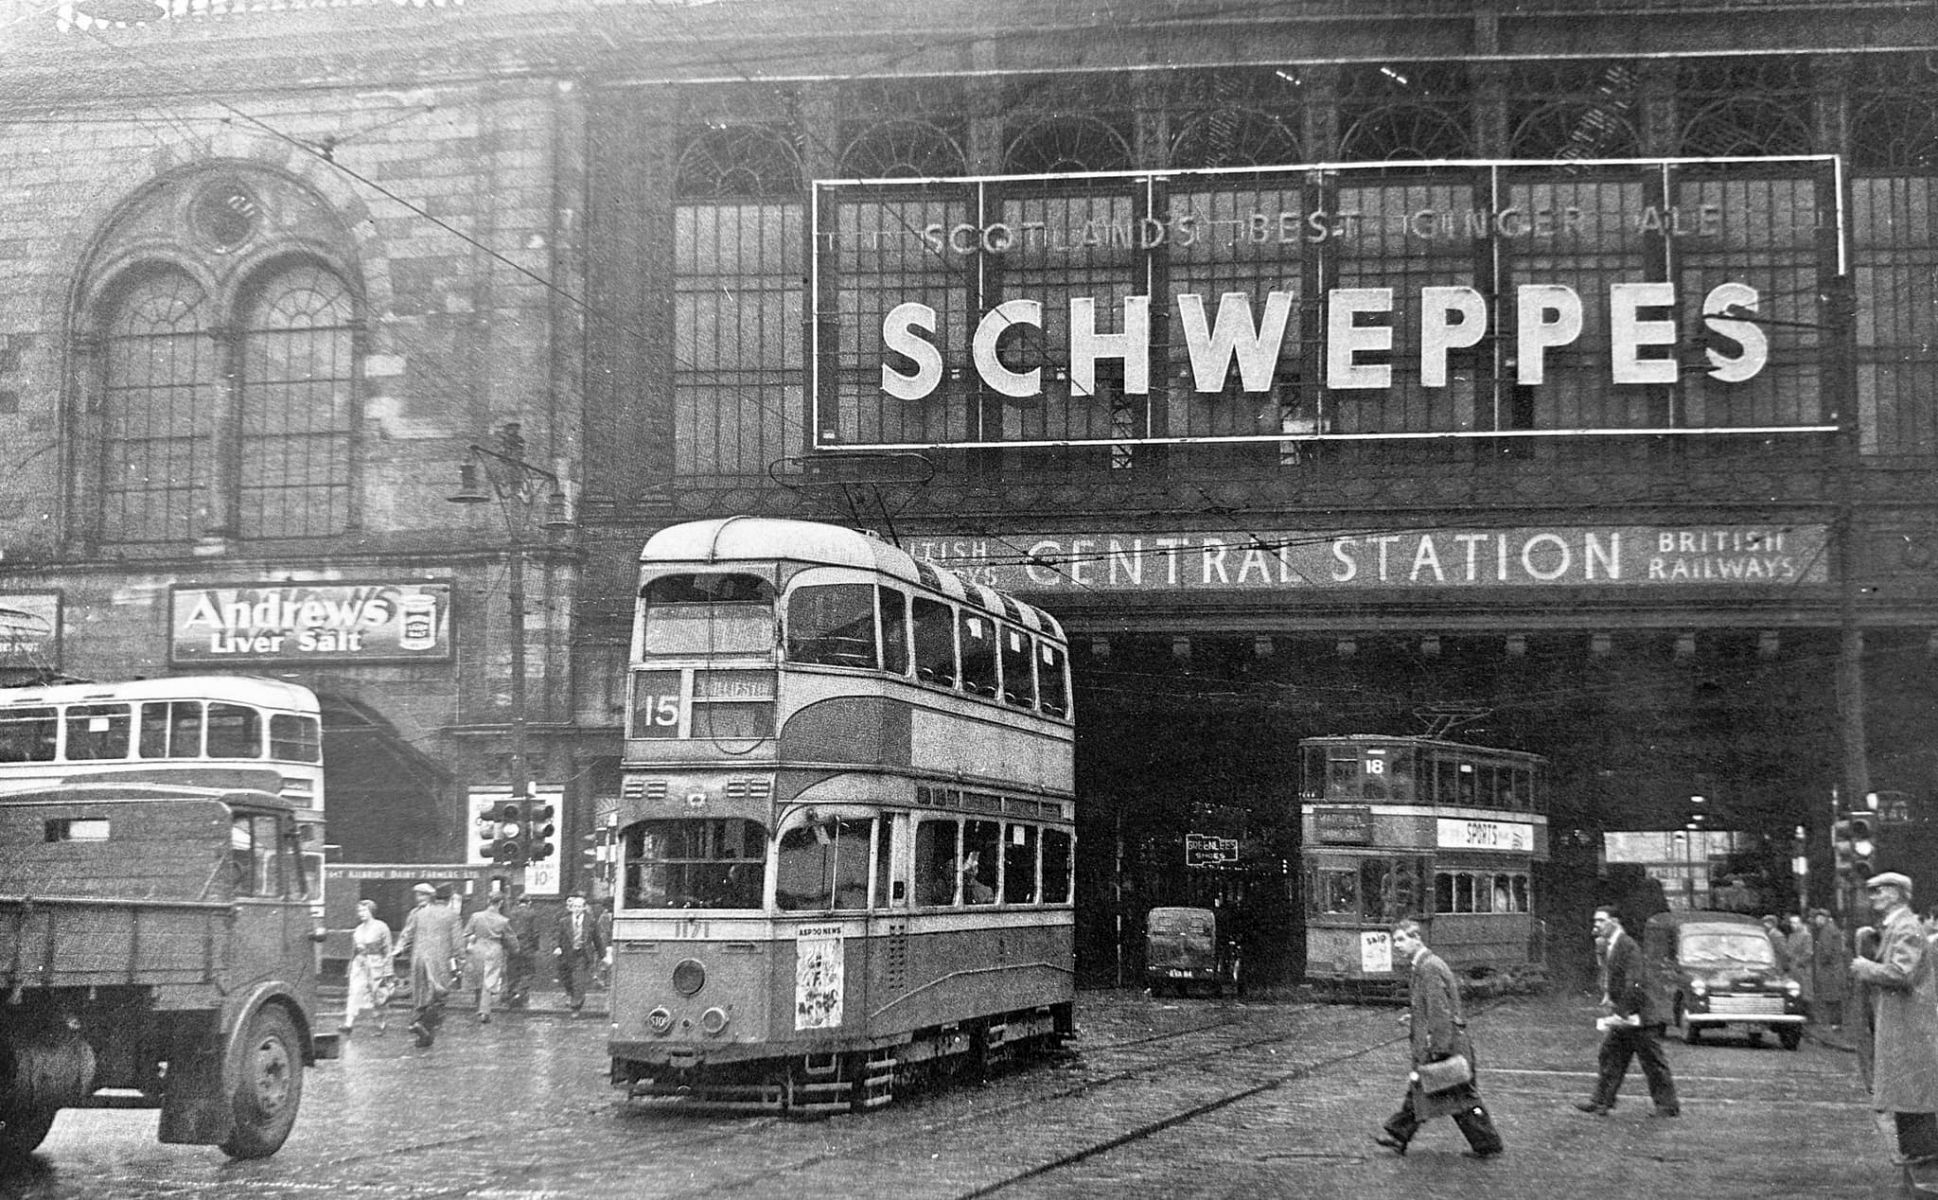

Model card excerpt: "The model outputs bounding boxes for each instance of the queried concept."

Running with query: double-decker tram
[608,518,1077,1113]
[1300,735,1548,1000]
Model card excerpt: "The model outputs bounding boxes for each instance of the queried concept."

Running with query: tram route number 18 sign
[1185,833,1238,868]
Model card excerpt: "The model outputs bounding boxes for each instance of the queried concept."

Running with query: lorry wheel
[219,1005,303,1159]
[0,1102,57,1158]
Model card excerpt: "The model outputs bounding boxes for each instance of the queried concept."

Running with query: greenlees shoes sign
[170,582,453,664]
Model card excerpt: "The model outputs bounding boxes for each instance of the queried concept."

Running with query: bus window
[1038,641,1069,718]
[776,817,873,911]
[879,587,910,677]
[623,819,766,910]
[912,597,957,687]
[1041,828,1072,903]
[914,819,959,906]
[1003,823,1039,903]
[962,819,1000,903]
[999,627,1035,710]
[207,703,263,759]
[640,573,776,656]
[787,584,878,669]
[958,613,998,698]
[270,714,322,763]
[0,707,56,763]
[140,701,203,759]
[65,703,131,761]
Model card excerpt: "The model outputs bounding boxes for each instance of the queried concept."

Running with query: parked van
[1145,906,1239,997]
[1641,910,1806,1050]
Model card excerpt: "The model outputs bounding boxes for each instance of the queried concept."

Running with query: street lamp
[448,423,572,854]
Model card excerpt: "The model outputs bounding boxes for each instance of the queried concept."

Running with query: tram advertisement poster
[1360,930,1394,976]
[1436,818,1534,852]
[795,923,845,1031]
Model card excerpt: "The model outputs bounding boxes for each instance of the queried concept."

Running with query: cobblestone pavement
[0,988,1901,1200]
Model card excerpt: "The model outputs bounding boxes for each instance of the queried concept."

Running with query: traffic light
[478,799,525,865]
[527,799,557,862]
[1834,810,1877,879]
[581,827,612,883]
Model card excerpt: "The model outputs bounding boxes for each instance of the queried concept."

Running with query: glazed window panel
[958,612,998,699]
[100,270,217,545]
[912,596,958,687]
[1037,641,1069,718]
[1041,828,1073,903]
[0,707,57,763]
[775,817,874,912]
[787,583,878,669]
[206,702,262,759]
[1003,823,1039,904]
[961,818,1000,904]
[64,704,131,761]
[879,587,910,676]
[623,818,766,910]
[999,626,1035,710]
[237,263,356,539]
[1311,865,1360,917]
[914,817,959,906]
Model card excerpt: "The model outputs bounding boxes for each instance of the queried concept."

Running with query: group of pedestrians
[1367,879,1938,1174]
[339,884,611,1049]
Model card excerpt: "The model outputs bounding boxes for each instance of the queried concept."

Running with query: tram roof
[1298,734,1546,763]
[641,518,1065,641]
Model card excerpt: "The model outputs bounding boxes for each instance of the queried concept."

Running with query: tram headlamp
[673,958,707,997]
[647,1007,674,1035]
[700,1007,729,1036]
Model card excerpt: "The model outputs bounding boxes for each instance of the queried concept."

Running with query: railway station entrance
[1065,625,1938,991]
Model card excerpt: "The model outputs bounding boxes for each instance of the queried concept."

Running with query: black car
[1641,910,1807,1050]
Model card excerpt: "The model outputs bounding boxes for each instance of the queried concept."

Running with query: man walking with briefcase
[1372,917,1505,1159]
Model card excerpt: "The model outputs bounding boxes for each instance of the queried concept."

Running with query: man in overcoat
[1810,908,1848,1028]
[1577,906,1680,1117]
[1848,872,1938,1166]
[1371,918,1504,1158]
[553,892,608,1017]
[393,881,462,1048]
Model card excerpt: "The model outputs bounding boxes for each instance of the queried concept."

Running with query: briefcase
[1415,1054,1473,1094]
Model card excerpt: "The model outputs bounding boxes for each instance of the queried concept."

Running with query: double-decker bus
[607,517,1076,1113]
[1301,735,1548,999]
[0,675,325,820]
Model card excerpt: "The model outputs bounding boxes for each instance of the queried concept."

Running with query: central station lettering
[879,282,1768,400]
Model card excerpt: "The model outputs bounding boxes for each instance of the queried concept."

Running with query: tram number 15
[641,693,682,727]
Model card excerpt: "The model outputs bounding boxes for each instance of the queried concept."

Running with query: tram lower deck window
[1433,870,1530,914]
[776,816,875,911]
[623,819,766,910]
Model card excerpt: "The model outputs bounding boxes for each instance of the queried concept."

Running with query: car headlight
[1784,980,1802,996]
[1689,979,1707,996]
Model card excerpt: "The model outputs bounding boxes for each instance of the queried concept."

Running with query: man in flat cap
[1850,871,1938,1183]
[392,881,461,1048]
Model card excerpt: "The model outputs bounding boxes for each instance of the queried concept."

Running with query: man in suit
[1577,906,1680,1117]
[553,891,607,1017]
[1371,917,1504,1159]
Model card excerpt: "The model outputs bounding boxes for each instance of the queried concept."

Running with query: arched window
[83,167,362,548]
[101,269,216,544]
[1003,115,1133,174]
[839,119,967,178]
[238,262,357,538]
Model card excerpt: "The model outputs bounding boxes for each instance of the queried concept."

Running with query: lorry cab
[1145,906,1239,998]
[1641,910,1806,1050]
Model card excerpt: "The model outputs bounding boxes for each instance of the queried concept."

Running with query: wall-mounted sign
[169,582,453,664]
[912,524,1827,593]
[1313,805,1375,845]
[1185,832,1238,867]
[812,156,1841,451]
[0,593,60,671]
[1437,818,1535,852]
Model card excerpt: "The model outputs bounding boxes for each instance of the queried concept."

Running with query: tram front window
[640,574,776,656]
[776,816,875,911]
[623,818,766,910]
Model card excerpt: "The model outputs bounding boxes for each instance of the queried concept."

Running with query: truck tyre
[0,1102,57,1159]
[220,1005,303,1159]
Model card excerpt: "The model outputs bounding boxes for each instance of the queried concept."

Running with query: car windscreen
[1679,929,1776,968]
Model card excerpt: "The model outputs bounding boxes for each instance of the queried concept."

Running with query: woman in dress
[344,898,394,1037]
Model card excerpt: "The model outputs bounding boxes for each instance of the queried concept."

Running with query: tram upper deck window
[788,583,878,669]
[1038,641,1069,719]
[776,816,874,911]
[623,818,766,910]
[999,627,1035,710]
[959,613,998,698]
[880,587,910,677]
[912,597,958,687]
[640,573,776,656]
